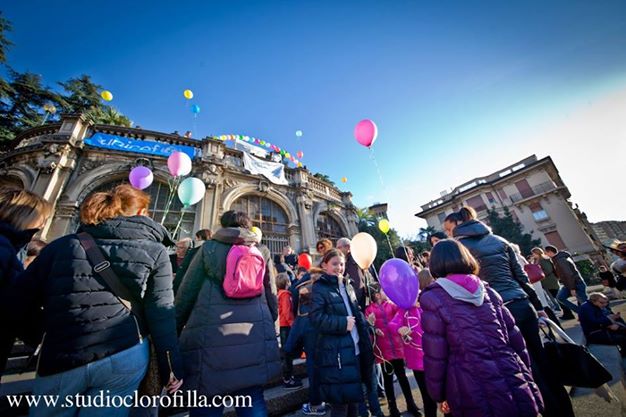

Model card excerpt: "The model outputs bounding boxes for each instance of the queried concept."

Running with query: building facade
[0,114,359,256]
[415,155,603,260]
[591,221,626,245]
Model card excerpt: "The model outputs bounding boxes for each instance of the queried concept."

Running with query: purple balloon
[379,258,419,309]
[129,166,153,190]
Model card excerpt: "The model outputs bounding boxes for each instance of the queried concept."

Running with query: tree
[486,207,541,256]
[58,75,102,114]
[418,225,436,242]
[356,207,405,270]
[0,11,13,64]
[89,105,132,127]
[313,173,335,186]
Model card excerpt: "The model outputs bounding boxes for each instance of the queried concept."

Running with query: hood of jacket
[554,251,572,261]
[79,215,174,246]
[0,221,39,252]
[453,220,491,239]
[435,274,485,306]
[213,227,258,246]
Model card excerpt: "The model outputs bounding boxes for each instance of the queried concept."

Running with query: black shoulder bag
[77,232,163,396]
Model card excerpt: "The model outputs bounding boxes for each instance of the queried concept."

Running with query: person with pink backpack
[176,211,280,417]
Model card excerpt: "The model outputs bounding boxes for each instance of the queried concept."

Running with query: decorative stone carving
[78,159,104,176]
[258,180,271,193]
[223,178,237,189]
[296,190,313,210]
[55,202,79,218]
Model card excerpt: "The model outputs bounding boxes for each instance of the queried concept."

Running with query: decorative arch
[0,165,37,190]
[221,183,298,226]
[312,201,351,239]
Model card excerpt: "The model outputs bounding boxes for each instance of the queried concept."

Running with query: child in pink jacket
[390,303,437,417]
[365,285,420,417]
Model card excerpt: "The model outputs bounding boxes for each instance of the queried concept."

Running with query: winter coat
[7,216,183,383]
[176,227,280,397]
[420,274,543,417]
[344,253,368,311]
[552,251,584,290]
[310,273,374,404]
[388,306,424,371]
[453,220,529,303]
[536,257,559,291]
[578,301,614,338]
[365,301,405,363]
[0,222,39,375]
[278,289,294,327]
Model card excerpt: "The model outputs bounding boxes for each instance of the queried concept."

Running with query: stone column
[296,190,316,252]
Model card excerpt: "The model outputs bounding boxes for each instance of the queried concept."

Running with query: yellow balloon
[351,232,378,270]
[183,89,193,99]
[101,90,113,101]
[341,177,348,183]
[378,219,390,234]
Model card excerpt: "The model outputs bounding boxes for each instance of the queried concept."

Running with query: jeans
[189,386,267,417]
[331,403,358,417]
[285,316,322,406]
[506,299,574,417]
[556,280,588,314]
[358,364,382,416]
[30,342,149,417]
[382,359,417,410]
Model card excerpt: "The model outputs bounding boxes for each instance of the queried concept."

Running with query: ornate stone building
[0,114,359,256]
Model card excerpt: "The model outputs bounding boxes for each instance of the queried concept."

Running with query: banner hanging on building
[241,151,289,185]
[84,133,200,159]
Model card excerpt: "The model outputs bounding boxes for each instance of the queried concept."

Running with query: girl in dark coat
[176,210,281,417]
[309,249,374,417]
[421,239,543,417]
[8,184,183,416]
[0,187,51,376]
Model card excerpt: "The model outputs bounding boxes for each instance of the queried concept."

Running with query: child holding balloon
[309,249,374,417]
[365,285,421,417]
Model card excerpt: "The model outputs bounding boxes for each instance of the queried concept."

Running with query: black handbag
[540,319,612,388]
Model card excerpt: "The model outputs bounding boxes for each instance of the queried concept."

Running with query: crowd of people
[1,184,625,417]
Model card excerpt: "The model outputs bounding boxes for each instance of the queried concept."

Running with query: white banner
[242,152,289,185]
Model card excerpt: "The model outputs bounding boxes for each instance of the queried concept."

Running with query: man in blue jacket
[579,293,626,356]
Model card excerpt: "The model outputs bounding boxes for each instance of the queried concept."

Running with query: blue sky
[4,1,626,237]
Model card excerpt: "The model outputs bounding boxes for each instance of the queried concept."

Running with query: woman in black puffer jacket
[444,206,573,417]
[0,187,51,377]
[310,249,373,417]
[8,184,183,416]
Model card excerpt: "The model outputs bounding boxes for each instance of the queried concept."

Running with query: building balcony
[509,181,557,203]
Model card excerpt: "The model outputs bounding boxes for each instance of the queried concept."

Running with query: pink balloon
[354,119,378,148]
[129,166,153,190]
[296,151,304,159]
[167,151,192,177]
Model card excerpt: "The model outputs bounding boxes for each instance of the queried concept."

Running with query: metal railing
[509,181,556,203]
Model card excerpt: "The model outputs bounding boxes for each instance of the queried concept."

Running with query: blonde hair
[80,184,150,225]
[0,187,52,231]
[418,268,435,290]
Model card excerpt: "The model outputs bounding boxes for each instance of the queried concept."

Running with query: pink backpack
[223,244,266,298]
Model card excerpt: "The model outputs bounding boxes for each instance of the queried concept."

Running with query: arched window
[231,195,289,256]
[87,180,196,239]
[317,211,344,243]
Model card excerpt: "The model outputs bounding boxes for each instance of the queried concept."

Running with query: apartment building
[415,155,603,260]
[592,221,626,245]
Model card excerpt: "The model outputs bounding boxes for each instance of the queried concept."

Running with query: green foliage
[0,15,132,142]
[0,11,13,64]
[356,207,406,270]
[575,259,598,284]
[313,173,335,186]
[486,207,542,256]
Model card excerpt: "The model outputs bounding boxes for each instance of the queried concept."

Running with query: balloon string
[160,177,180,226]
[368,147,385,189]
[172,205,188,238]
[385,234,394,256]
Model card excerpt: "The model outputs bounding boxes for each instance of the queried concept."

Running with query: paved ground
[280,299,626,417]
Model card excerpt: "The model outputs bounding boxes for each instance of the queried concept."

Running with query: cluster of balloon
[128,166,154,190]
[298,253,313,270]
[379,258,419,309]
[101,90,113,101]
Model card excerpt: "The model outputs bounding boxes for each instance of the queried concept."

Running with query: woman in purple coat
[420,239,543,417]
